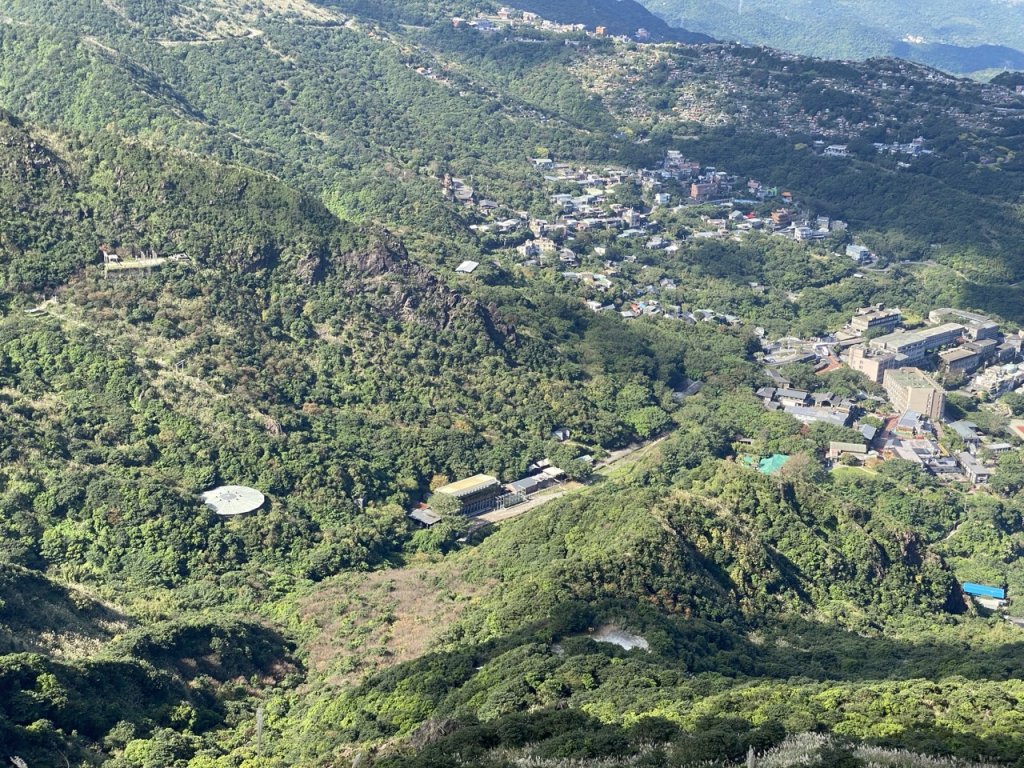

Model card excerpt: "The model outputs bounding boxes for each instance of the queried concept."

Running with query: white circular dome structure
[202,485,265,516]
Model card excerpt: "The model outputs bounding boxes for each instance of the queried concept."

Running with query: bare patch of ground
[295,562,489,686]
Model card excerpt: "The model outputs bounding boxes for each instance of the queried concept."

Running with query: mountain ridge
[641,0,1024,76]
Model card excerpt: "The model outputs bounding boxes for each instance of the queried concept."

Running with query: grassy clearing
[282,560,489,686]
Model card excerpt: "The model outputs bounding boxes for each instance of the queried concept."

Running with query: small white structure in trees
[202,485,265,516]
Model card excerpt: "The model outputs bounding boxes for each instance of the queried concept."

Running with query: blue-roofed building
[963,582,1006,600]
[895,410,929,438]
[742,454,791,475]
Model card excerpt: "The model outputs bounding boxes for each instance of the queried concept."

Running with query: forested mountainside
[3,1,1024,766]
[641,0,1024,77]
[4,0,1024,314]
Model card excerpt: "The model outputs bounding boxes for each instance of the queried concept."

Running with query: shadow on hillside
[961,282,1024,324]
[110,617,299,684]
[863,722,1024,763]
[0,564,130,656]
[358,602,1024,703]
[740,616,1024,683]
[345,605,1024,763]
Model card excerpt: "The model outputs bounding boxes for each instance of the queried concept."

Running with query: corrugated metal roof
[435,474,499,498]
[963,582,1006,600]
[758,455,790,475]
[506,476,543,494]
[409,508,442,526]
[949,420,980,440]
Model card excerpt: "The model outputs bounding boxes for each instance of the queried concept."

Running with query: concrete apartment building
[928,308,999,341]
[845,344,905,383]
[850,305,901,335]
[939,338,1000,376]
[883,368,946,421]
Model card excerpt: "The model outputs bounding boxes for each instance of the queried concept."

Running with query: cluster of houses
[874,137,931,156]
[451,150,854,323]
[443,157,1023,492]
[596,37,1024,151]
[442,174,477,206]
[466,151,837,260]
[757,386,861,429]
[816,138,932,161]
[840,306,1024,390]
[452,7,655,43]
[760,334,837,369]
[754,303,1024,485]
[452,13,1024,156]
[969,363,1024,398]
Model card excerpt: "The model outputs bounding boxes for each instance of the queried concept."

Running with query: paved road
[473,434,670,525]
[474,489,574,524]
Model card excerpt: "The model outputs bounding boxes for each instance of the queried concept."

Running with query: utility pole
[256,705,265,756]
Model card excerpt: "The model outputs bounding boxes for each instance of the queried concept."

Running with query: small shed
[409,507,442,527]
[506,475,545,495]
[455,260,480,274]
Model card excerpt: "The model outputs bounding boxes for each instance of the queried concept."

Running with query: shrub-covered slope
[0,112,717,603]
[267,446,1024,765]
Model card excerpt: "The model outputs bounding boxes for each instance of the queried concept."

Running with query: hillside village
[278,0,1024,550]
[758,304,1024,487]
[452,6,661,43]
[448,147,858,319]
[569,40,1024,142]
[426,142,1024,554]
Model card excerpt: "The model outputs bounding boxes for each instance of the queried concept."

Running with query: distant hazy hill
[641,0,1024,76]
[514,0,712,42]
